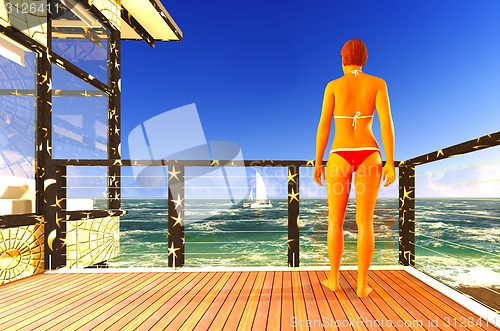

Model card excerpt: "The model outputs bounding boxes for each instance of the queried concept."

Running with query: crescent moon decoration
[44,178,57,191]
[47,229,57,251]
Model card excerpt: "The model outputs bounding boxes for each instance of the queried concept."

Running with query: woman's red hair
[340,39,368,66]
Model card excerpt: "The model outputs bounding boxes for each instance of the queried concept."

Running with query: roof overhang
[120,0,182,45]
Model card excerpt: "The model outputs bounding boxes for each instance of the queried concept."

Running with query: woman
[314,39,396,298]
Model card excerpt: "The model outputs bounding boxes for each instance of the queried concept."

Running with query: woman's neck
[342,65,363,76]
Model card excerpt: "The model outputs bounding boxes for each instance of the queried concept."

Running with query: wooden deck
[0,269,498,331]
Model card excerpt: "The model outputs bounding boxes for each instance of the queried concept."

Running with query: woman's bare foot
[357,285,372,298]
[321,278,341,292]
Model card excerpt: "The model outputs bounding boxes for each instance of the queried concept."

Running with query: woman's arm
[314,81,335,186]
[375,78,396,186]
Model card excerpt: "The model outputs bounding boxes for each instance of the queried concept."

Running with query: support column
[108,28,121,210]
[44,164,67,269]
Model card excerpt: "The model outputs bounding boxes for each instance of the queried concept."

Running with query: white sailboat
[243,171,273,208]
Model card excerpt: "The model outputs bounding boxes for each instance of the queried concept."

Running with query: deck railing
[1,131,498,272]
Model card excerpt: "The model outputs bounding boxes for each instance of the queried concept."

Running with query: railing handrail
[400,131,500,166]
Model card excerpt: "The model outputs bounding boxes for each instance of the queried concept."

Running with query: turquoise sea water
[107,198,499,288]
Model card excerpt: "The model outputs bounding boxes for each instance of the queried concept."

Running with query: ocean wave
[417,256,500,287]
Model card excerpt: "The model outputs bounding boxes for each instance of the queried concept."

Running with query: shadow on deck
[0,268,498,330]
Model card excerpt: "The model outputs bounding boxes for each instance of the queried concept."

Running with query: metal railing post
[288,165,300,267]
[167,163,185,268]
[398,165,415,266]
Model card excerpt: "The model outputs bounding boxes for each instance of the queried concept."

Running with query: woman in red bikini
[314,38,396,298]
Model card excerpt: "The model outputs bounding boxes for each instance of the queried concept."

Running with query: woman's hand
[314,164,325,186]
[382,163,396,187]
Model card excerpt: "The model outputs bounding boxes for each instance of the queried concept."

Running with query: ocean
[107,198,499,289]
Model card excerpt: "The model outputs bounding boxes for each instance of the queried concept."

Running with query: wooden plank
[0,273,95,310]
[0,273,117,326]
[291,271,309,331]
[192,272,242,331]
[343,270,401,331]
[236,271,266,331]
[299,271,324,331]
[1,273,133,330]
[267,271,282,331]
[382,270,470,331]
[338,271,383,331]
[132,272,215,330]
[375,270,453,330]
[26,273,162,331]
[50,272,179,331]
[367,270,430,331]
[323,270,369,331]
[315,270,353,331]
[178,272,235,331]
[0,273,59,300]
[111,271,201,330]
[307,270,339,331]
[24,273,152,331]
[347,270,416,331]
[252,271,274,330]
[160,272,226,330]
[393,270,498,331]
[0,270,495,331]
[281,271,295,330]
[222,270,258,330]
[208,272,249,331]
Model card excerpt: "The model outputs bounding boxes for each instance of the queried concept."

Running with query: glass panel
[52,64,108,159]
[109,166,170,268]
[299,166,399,266]
[414,146,500,311]
[66,166,106,211]
[184,166,288,268]
[0,46,36,215]
[51,0,110,84]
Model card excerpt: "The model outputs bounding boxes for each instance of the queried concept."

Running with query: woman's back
[330,70,385,150]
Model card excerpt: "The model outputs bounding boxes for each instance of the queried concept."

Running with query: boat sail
[243,171,273,208]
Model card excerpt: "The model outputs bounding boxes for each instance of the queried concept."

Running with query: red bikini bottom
[329,149,380,172]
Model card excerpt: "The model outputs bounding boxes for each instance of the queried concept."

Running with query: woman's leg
[322,153,352,291]
[354,152,382,297]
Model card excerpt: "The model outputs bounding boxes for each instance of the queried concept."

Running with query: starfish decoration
[211,160,220,166]
[436,149,444,157]
[40,71,49,84]
[53,195,64,209]
[287,169,297,184]
[287,238,294,249]
[288,188,299,203]
[168,242,180,258]
[306,160,315,166]
[171,215,183,227]
[171,194,183,210]
[403,186,413,201]
[46,140,52,156]
[55,212,64,227]
[168,166,181,181]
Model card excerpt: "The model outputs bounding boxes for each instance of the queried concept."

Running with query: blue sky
[119,0,500,198]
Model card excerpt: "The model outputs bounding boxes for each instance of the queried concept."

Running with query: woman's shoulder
[364,73,387,85]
